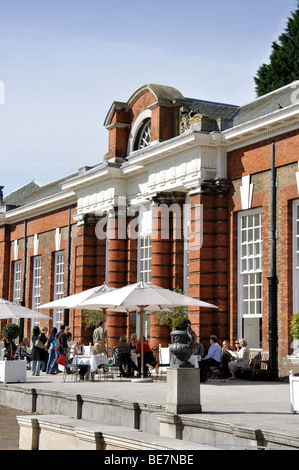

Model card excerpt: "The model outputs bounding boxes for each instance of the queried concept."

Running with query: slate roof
[182,97,240,121]
[232,80,299,126]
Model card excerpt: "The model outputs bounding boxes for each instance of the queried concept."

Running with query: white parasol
[39,283,120,351]
[0,298,51,320]
[80,280,218,379]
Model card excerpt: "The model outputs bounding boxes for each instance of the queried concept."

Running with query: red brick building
[1,82,299,377]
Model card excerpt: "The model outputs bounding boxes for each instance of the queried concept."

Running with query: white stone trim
[127,109,151,155]
[240,175,253,210]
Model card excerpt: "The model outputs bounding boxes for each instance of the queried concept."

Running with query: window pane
[239,210,262,318]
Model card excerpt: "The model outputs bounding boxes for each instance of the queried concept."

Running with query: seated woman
[116,335,137,377]
[70,338,88,380]
[221,340,233,378]
[14,337,31,363]
[129,333,138,351]
[228,338,250,380]
[3,338,17,360]
[135,337,153,378]
[71,338,85,356]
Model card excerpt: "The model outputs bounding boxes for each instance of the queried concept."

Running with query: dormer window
[134,119,151,150]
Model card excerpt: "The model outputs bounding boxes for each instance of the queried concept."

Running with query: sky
[0,0,298,197]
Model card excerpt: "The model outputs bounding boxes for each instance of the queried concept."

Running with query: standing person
[93,321,106,352]
[50,325,68,375]
[46,327,57,374]
[31,326,44,376]
[65,326,72,341]
[40,326,49,372]
[198,335,222,383]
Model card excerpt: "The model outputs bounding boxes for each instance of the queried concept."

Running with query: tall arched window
[134,119,151,151]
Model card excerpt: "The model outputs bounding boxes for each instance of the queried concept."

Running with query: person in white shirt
[199,335,222,382]
[228,338,250,380]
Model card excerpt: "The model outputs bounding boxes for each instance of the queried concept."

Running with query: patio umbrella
[79,280,218,379]
[0,298,51,320]
[39,283,118,351]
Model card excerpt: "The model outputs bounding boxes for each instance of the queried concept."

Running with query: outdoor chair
[209,356,226,382]
[155,346,170,381]
[99,347,120,381]
[250,351,269,380]
[62,363,89,382]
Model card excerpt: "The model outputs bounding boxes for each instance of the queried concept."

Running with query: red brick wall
[228,130,299,377]
[188,190,229,353]
[228,129,299,179]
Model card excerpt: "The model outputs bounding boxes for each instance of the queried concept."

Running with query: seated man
[198,335,222,382]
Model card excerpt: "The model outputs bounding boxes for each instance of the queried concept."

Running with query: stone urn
[169,324,196,367]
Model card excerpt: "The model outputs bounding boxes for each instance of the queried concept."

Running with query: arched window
[134,119,151,151]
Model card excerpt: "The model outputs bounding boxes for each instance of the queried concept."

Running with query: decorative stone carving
[180,109,215,133]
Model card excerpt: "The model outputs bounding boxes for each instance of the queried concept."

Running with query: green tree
[82,309,103,329]
[152,287,190,329]
[254,4,299,96]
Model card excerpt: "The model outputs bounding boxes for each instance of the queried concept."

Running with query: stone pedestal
[165,367,201,414]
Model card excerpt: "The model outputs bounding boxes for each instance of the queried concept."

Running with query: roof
[233,80,299,126]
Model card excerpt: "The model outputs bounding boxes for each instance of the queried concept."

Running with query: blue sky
[0,0,297,197]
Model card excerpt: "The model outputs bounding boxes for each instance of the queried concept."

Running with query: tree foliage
[254,4,299,96]
[82,309,103,329]
[290,313,299,340]
[152,287,189,329]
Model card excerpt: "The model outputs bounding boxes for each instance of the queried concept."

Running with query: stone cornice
[223,103,299,150]
[0,191,76,225]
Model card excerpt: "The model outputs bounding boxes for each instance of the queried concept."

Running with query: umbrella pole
[140,306,144,378]
[102,308,106,352]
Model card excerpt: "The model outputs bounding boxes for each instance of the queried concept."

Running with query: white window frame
[238,209,262,341]
[127,109,152,155]
[137,205,152,339]
[183,196,190,295]
[53,251,65,329]
[32,256,42,327]
[137,205,152,283]
[13,260,22,304]
[138,233,152,283]
[292,200,299,355]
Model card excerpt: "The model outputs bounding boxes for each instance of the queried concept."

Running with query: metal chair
[99,347,119,381]
[155,346,170,381]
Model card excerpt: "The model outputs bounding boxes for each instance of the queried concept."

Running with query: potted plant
[289,313,299,413]
[2,323,20,360]
[0,323,27,384]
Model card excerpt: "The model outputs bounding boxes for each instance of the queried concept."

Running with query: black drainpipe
[20,219,28,341]
[267,141,278,380]
[63,208,72,326]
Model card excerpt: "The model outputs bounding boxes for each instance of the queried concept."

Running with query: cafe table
[71,354,108,380]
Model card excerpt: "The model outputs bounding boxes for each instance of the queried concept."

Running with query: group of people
[116,333,156,378]
[31,324,72,376]
[92,321,156,378]
[198,335,250,382]
[2,319,250,383]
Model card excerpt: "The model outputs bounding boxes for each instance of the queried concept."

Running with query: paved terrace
[0,372,298,450]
